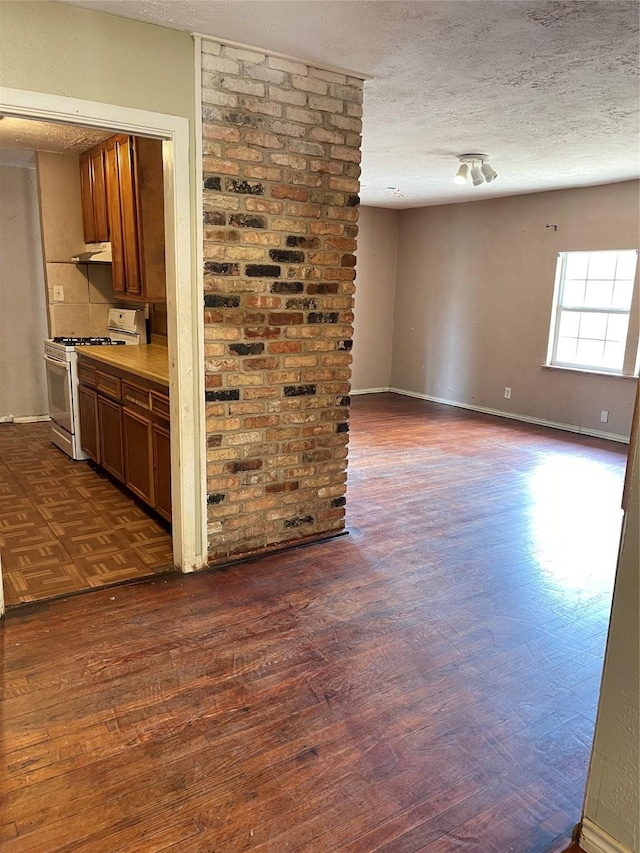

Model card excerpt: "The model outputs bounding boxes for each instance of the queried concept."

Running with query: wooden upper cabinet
[79,153,95,243]
[104,141,126,296]
[82,134,166,302]
[134,137,166,302]
[79,149,109,244]
[115,136,142,297]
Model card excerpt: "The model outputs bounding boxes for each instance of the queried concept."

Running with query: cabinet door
[123,408,153,505]
[89,148,109,242]
[134,136,166,301]
[78,385,100,463]
[116,136,142,297]
[104,141,126,295]
[79,152,96,243]
[152,423,171,522]
[98,396,124,482]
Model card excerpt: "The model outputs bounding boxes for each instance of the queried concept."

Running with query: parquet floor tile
[1,540,74,571]
[70,551,153,586]
[0,421,174,606]
[2,562,86,599]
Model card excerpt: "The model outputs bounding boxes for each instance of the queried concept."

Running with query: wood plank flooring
[1,395,627,852]
[0,422,174,605]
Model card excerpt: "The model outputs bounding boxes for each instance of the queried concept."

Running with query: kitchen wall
[351,206,399,392]
[201,40,363,562]
[0,162,48,420]
[36,151,121,337]
[390,181,639,439]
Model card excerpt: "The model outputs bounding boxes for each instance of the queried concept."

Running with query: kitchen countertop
[79,344,169,386]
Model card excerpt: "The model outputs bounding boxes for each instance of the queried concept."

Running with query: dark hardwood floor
[1,394,626,852]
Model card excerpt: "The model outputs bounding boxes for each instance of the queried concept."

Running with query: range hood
[72,242,112,264]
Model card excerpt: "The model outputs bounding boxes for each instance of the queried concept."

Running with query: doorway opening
[0,87,206,611]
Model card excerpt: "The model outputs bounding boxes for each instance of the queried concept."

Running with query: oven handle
[43,355,70,370]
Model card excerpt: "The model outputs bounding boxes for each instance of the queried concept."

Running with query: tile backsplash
[46,262,122,337]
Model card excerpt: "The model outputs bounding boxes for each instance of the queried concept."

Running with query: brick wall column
[201,41,363,564]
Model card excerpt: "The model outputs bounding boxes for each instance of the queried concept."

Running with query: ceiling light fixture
[454,154,498,187]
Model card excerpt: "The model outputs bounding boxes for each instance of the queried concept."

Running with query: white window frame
[547,249,640,377]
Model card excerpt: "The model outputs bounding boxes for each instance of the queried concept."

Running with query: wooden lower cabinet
[98,396,124,483]
[78,355,171,521]
[152,424,171,522]
[78,385,99,463]
[123,408,154,505]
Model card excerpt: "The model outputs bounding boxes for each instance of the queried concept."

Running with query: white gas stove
[43,308,146,460]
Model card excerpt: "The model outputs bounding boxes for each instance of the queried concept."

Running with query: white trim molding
[580,818,633,853]
[0,415,49,424]
[0,86,208,573]
[350,387,392,396]
[349,386,630,443]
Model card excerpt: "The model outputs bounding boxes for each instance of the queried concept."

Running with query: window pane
[611,280,635,310]
[549,249,637,374]
[615,251,638,280]
[562,279,586,307]
[579,312,608,340]
[556,337,578,363]
[584,279,613,308]
[588,251,618,279]
[602,341,625,370]
[606,314,630,343]
[558,311,580,338]
[565,252,590,280]
[576,338,605,366]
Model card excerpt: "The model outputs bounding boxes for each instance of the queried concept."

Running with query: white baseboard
[580,818,633,853]
[386,387,630,444]
[350,387,391,396]
[0,415,50,424]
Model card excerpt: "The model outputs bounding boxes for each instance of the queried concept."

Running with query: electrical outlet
[600,410,609,423]
[504,387,511,399]
[53,286,64,302]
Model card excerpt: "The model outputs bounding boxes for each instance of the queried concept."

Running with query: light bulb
[454,162,469,185]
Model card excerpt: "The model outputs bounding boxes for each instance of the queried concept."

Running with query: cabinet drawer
[150,392,170,422]
[123,382,150,411]
[78,363,98,388]
[96,371,121,400]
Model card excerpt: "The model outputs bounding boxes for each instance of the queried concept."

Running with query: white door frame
[0,87,207,587]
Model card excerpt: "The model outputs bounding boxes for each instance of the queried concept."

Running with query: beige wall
[36,151,121,337]
[0,2,194,122]
[391,181,639,439]
[351,206,399,391]
[0,165,48,419]
[583,424,639,851]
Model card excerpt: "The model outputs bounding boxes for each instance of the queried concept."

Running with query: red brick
[271,185,308,202]
[268,312,304,325]
[267,341,302,353]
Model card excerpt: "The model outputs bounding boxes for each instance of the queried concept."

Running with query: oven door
[44,355,73,434]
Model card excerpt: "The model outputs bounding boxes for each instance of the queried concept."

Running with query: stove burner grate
[52,337,125,346]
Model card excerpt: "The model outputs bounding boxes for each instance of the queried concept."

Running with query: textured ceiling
[0,117,112,156]
[27,2,640,206]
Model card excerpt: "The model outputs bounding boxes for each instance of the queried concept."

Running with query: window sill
[542,364,639,380]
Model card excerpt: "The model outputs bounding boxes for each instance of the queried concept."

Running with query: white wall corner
[580,818,635,853]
